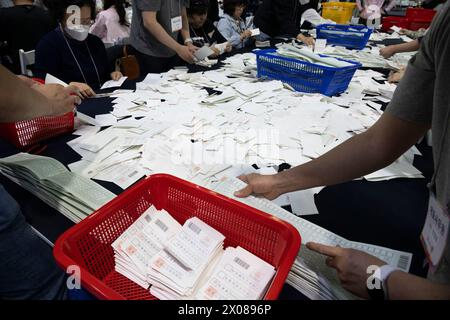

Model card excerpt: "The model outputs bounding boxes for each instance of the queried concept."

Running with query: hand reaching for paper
[234,173,283,200]
[306,242,388,299]
[31,83,81,116]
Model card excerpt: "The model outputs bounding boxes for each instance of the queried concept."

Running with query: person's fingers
[67,95,80,108]
[86,87,96,97]
[64,85,81,97]
[325,256,337,268]
[79,89,87,99]
[234,175,253,197]
[306,242,343,258]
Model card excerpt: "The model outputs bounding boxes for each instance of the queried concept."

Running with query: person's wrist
[184,38,193,45]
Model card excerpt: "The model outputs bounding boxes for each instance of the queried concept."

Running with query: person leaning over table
[188,0,231,58]
[252,0,316,47]
[34,0,123,99]
[235,2,450,300]
[128,0,199,74]
[216,0,254,50]
[0,64,81,299]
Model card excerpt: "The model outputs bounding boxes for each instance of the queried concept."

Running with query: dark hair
[187,0,209,16]
[46,0,96,23]
[104,0,130,26]
[223,0,247,16]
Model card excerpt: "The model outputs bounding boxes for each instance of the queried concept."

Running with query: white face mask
[64,24,90,41]
[299,0,310,5]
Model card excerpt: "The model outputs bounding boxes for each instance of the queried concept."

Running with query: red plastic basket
[406,8,436,31]
[381,16,410,32]
[409,19,433,31]
[406,8,436,21]
[53,174,301,300]
[0,112,74,148]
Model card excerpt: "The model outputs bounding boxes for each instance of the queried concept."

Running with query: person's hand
[31,83,81,116]
[69,82,96,99]
[110,71,123,81]
[225,42,232,53]
[297,34,315,47]
[17,75,37,87]
[380,46,396,59]
[234,173,283,200]
[210,47,221,58]
[187,42,199,54]
[306,242,388,299]
[388,68,405,83]
[176,45,196,64]
[240,30,252,41]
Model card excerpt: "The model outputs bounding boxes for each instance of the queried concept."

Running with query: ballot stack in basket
[112,206,276,300]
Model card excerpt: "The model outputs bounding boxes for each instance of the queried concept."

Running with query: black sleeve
[274,0,301,37]
[207,0,219,22]
[204,20,227,44]
[89,34,111,82]
[34,34,61,80]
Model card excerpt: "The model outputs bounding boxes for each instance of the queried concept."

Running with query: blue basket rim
[254,49,362,71]
[316,23,373,33]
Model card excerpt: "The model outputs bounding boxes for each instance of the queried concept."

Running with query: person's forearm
[390,40,420,54]
[387,271,450,299]
[143,12,182,52]
[273,113,429,194]
[0,66,53,122]
[180,8,190,42]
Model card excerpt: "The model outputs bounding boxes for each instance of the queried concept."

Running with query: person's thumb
[234,184,253,198]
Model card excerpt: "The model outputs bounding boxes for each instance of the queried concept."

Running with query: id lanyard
[190,25,211,46]
[169,0,183,33]
[60,25,102,89]
[422,103,450,269]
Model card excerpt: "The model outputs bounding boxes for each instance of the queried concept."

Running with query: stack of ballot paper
[113,206,182,288]
[112,205,276,300]
[195,246,276,300]
[211,177,413,300]
[0,153,115,223]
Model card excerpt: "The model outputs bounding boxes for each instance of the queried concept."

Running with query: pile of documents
[65,47,424,216]
[212,176,413,300]
[0,153,115,222]
[112,205,276,300]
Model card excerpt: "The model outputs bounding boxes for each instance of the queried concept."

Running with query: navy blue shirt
[35,28,112,90]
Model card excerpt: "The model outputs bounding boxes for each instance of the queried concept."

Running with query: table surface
[0,39,432,300]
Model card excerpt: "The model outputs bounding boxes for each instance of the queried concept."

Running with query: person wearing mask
[235,2,450,300]
[0,0,54,74]
[90,0,130,45]
[129,0,198,74]
[0,64,80,299]
[253,0,316,46]
[34,0,123,98]
[217,0,253,50]
[188,0,231,57]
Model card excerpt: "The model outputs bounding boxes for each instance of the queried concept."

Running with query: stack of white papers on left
[0,153,115,223]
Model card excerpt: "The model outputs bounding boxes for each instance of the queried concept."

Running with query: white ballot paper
[148,217,225,295]
[196,246,275,300]
[113,206,182,289]
[194,46,215,61]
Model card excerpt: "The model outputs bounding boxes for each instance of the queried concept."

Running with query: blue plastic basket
[255,49,361,96]
[316,24,373,50]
